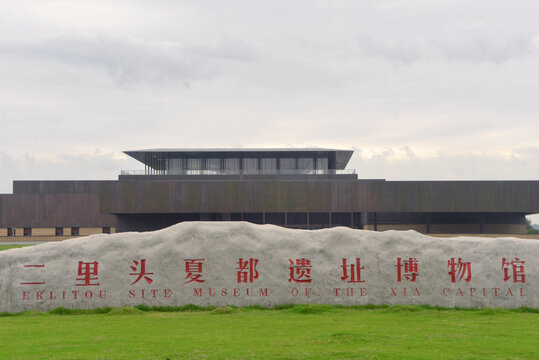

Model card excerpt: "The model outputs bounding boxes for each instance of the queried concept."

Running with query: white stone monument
[0,222,536,312]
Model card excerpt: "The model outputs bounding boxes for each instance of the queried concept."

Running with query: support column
[480,214,485,234]
[360,212,368,230]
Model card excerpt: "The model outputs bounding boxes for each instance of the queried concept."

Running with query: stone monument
[0,222,536,312]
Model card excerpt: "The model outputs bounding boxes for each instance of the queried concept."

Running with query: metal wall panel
[3,179,539,229]
[13,180,115,195]
[1,193,117,227]
[101,180,345,214]
[100,179,539,214]
[363,181,539,213]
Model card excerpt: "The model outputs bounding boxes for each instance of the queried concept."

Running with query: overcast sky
[0,1,538,221]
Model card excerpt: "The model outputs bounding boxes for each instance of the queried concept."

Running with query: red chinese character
[236,258,259,283]
[341,258,365,283]
[395,257,418,283]
[288,258,312,283]
[447,258,472,283]
[19,264,46,285]
[502,258,526,283]
[129,259,154,285]
[184,259,205,284]
[76,261,100,286]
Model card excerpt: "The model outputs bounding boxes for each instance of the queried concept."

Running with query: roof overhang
[124,148,354,170]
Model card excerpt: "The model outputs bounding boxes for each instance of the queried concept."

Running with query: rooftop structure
[122,148,354,176]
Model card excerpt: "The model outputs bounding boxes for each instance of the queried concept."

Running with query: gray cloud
[440,35,537,64]
[0,33,256,87]
[187,38,257,62]
[354,35,424,65]
[350,146,539,181]
[0,151,135,194]
[353,33,537,65]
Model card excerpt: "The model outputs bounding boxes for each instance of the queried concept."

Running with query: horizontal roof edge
[124,148,354,169]
[124,148,352,153]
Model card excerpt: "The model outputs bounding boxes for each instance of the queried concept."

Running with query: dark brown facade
[1,149,538,238]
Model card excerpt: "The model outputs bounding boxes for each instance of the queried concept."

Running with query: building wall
[1,180,117,229]
[101,179,344,214]
[100,179,539,214]
[361,181,539,213]
[0,227,116,242]
[0,193,117,228]
[429,223,481,234]
[13,180,112,195]
[365,224,428,232]
[1,179,538,235]
[484,224,526,234]
[30,228,56,236]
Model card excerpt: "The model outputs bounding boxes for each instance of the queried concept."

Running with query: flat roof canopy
[124,148,354,170]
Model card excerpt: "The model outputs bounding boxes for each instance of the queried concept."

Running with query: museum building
[1,148,538,241]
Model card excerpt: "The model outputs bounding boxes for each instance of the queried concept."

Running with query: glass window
[206,158,221,172]
[103,227,111,234]
[242,158,258,173]
[261,158,277,174]
[280,158,296,171]
[7,228,15,236]
[55,227,63,236]
[167,158,184,175]
[298,158,314,171]
[316,158,328,172]
[71,227,80,236]
[187,159,202,171]
[23,227,32,236]
[224,158,240,173]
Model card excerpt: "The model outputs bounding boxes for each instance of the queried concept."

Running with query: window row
[4,227,111,237]
[166,157,328,174]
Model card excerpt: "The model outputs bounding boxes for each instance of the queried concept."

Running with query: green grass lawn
[0,305,537,359]
[0,244,32,251]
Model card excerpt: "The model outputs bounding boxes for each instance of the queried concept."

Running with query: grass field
[0,244,31,251]
[0,305,537,359]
